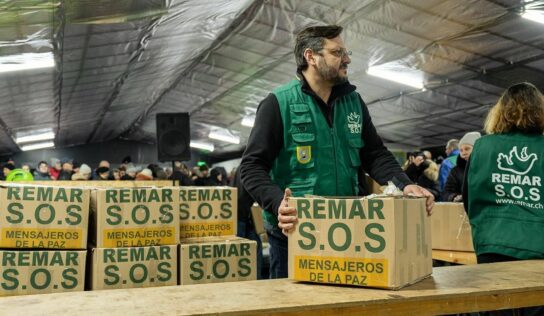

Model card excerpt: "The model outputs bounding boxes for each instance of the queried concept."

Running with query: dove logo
[491,146,541,204]
[347,112,361,134]
[497,146,537,175]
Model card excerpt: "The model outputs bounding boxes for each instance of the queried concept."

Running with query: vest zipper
[330,127,338,195]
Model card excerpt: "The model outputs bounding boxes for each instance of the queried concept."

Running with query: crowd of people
[401,131,482,202]
[0,157,232,187]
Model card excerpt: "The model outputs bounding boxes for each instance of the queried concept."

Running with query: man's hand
[277,188,297,236]
[403,184,434,216]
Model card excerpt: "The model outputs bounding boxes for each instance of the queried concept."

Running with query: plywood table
[1,260,543,315]
[432,249,477,265]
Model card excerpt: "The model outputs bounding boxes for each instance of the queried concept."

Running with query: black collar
[297,70,357,105]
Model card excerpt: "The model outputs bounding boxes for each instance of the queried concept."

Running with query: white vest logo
[497,146,538,175]
[347,112,361,134]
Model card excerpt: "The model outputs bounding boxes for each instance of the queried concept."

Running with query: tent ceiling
[1,0,543,156]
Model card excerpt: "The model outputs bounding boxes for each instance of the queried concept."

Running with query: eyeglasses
[321,48,352,58]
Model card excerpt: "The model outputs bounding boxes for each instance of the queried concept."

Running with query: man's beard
[318,59,348,84]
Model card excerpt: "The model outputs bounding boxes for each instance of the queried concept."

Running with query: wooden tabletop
[1,260,543,316]
[432,249,477,265]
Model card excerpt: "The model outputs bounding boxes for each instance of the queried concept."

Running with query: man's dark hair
[294,25,343,72]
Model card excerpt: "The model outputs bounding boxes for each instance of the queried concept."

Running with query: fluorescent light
[21,141,54,151]
[209,129,240,144]
[15,131,55,144]
[0,52,55,74]
[367,61,425,89]
[241,115,255,127]
[522,10,544,24]
[190,141,215,152]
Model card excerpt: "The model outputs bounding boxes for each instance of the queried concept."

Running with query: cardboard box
[431,203,474,252]
[179,187,237,239]
[366,176,384,194]
[0,250,86,296]
[91,187,180,248]
[288,196,432,289]
[250,203,265,235]
[179,236,256,285]
[0,184,90,249]
[91,245,177,290]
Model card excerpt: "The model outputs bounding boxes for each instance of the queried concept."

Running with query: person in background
[423,150,432,160]
[155,168,168,180]
[93,160,111,180]
[72,164,92,180]
[2,163,15,180]
[6,158,15,167]
[443,132,481,202]
[49,158,61,180]
[240,25,433,279]
[112,168,121,180]
[121,165,137,180]
[164,167,173,179]
[72,161,81,175]
[191,166,201,182]
[147,163,160,178]
[135,168,153,180]
[232,165,263,279]
[21,164,31,173]
[95,166,110,180]
[57,159,74,180]
[403,152,425,182]
[438,139,459,192]
[33,161,52,180]
[118,166,127,179]
[172,161,193,185]
[194,164,213,186]
[415,157,440,200]
[463,82,544,315]
[210,167,224,186]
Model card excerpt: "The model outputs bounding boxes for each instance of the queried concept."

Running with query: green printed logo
[297,199,386,253]
[103,262,172,286]
[5,202,82,226]
[105,204,174,226]
[179,202,232,221]
[189,258,252,281]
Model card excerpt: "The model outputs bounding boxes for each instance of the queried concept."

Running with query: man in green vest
[240,25,434,279]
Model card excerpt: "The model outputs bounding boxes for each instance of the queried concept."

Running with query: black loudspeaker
[156,113,191,162]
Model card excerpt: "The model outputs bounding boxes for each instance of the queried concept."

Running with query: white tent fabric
[0,0,543,155]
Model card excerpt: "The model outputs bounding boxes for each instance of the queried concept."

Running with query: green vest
[264,79,364,226]
[468,133,544,259]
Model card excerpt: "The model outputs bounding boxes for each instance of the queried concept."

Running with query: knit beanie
[459,132,481,147]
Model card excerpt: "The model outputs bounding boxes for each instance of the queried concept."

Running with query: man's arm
[358,96,412,189]
[240,93,285,216]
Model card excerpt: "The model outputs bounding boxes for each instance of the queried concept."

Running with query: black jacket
[232,166,255,223]
[240,74,412,217]
[443,155,467,202]
[415,160,440,200]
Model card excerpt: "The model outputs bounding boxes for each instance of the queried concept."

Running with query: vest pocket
[291,132,315,169]
[288,178,316,197]
[348,138,363,167]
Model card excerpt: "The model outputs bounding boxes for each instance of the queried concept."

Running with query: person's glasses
[322,48,352,58]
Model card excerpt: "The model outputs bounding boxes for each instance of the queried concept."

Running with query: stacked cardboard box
[431,203,474,252]
[179,236,256,285]
[178,187,257,284]
[179,187,238,238]
[0,184,89,296]
[288,196,432,289]
[89,187,179,290]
